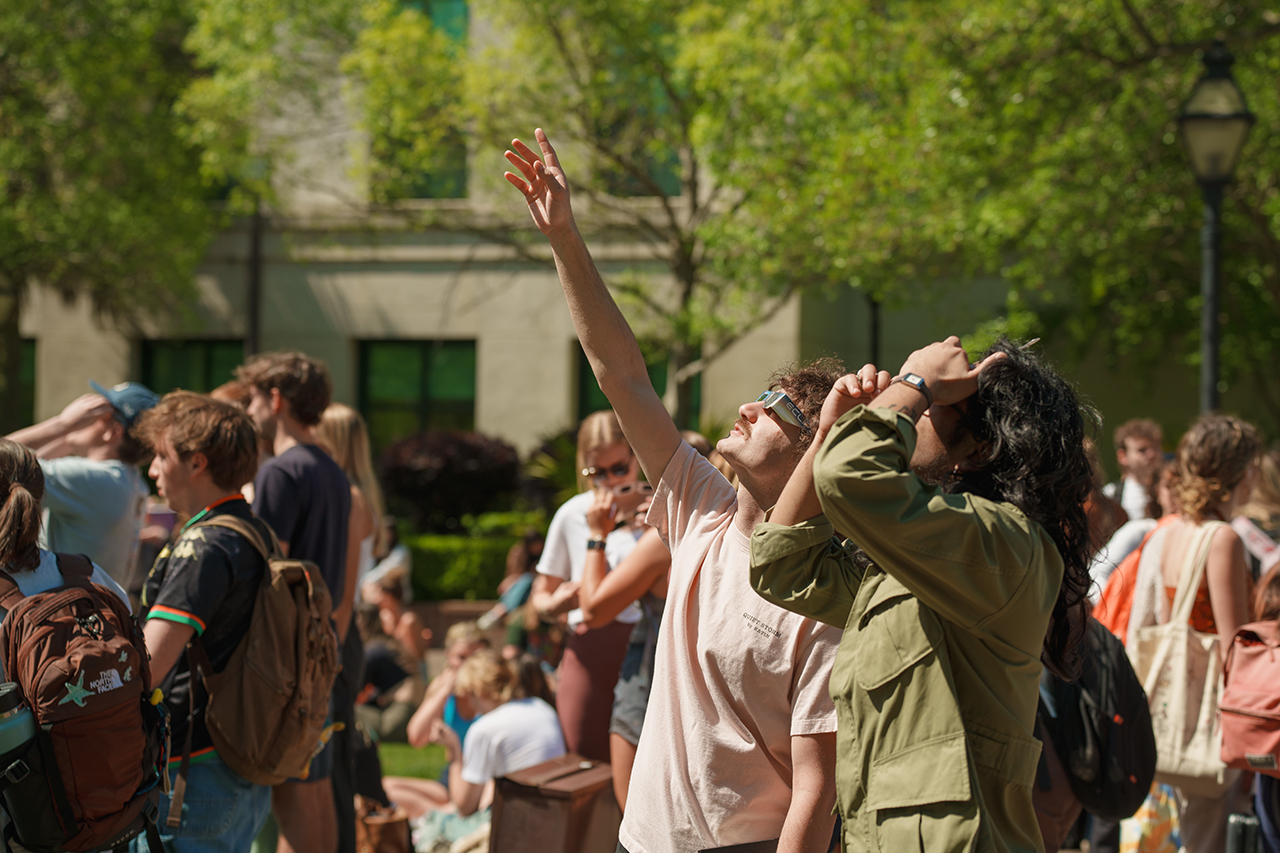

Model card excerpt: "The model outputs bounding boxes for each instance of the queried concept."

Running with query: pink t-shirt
[618,443,840,853]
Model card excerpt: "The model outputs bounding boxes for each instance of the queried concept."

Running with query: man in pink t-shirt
[505,129,880,853]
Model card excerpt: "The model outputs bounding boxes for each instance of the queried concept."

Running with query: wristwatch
[586,538,607,551]
[890,373,933,408]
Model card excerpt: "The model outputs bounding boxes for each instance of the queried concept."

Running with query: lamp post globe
[1177,40,1254,412]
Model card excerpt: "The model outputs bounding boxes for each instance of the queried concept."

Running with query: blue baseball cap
[89,381,159,427]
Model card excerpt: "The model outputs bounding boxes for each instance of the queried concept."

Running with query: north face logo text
[89,669,124,695]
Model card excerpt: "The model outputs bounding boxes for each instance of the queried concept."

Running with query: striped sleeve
[147,605,207,635]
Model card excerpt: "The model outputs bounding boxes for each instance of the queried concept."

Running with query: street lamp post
[1177,41,1254,412]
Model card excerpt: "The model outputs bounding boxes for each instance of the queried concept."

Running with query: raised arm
[6,393,113,457]
[505,129,682,485]
[580,525,670,629]
[770,364,890,529]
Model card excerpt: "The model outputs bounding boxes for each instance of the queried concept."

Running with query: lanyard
[180,494,245,534]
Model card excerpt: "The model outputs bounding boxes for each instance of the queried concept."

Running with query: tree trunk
[0,278,26,434]
[665,340,695,430]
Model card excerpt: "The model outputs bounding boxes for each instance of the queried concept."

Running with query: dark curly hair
[945,338,1099,681]
[768,356,847,452]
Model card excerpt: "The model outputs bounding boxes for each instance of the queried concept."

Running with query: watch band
[586,538,607,551]
[890,373,933,408]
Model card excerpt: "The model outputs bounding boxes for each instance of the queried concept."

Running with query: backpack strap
[53,553,94,583]
[0,569,24,614]
[0,553,95,626]
[167,640,209,831]
[190,515,279,562]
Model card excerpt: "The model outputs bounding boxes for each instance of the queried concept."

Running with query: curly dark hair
[768,356,847,452]
[945,338,1099,681]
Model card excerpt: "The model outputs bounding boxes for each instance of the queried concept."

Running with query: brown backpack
[167,514,339,824]
[0,554,166,853]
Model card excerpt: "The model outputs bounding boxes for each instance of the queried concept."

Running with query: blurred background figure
[5,381,157,589]
[1128,414,1259,853]
[386,650,564,849]
[1236,447,1280,579]
[363,517,413,604]
[210,379,270,503]
[1104,418,1164,522]
[354,603,426,745]
[531,410,646,762]
[317,403,389,601]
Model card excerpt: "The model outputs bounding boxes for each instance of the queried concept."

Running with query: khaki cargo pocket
[854,578,940,691]
[870,735,978,852]
[875,801,979,853]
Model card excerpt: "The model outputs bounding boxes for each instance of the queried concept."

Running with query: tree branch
[1118,0,1160,54]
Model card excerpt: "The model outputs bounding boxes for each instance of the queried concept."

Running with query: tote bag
[1128,520,1232,798]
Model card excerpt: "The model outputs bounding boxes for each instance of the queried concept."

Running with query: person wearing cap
[6,381,157,588]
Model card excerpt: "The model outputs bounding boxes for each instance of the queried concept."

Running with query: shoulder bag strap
[1168,520,1225,626]
[0,569,23,612]
[0,551,94,615]
[53,553,96,595]
[190,515,276,561]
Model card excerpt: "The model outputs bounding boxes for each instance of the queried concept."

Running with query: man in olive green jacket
[751,337,1095,853]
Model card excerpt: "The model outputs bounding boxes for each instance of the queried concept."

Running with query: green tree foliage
[693,1,1280,422]
[185,0,1280,431]
[0,0,212,431]
[179,0,365,208]
[342,0,465,203]
[339,0,857,427]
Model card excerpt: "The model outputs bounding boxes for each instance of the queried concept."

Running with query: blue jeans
[130,755,271,853]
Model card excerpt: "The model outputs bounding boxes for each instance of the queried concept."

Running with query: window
[577,345,701,429]
[141,340,245,395]
[359,340,477,452]
[423,0,467,40]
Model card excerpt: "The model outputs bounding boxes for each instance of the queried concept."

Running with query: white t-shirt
[459,697,567,785]
[38,457,148,587]
[619,443,840,853]
[536,490,642,627]
[1104,477,1150,523]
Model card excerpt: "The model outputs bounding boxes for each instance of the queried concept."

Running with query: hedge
[404,533,516,601]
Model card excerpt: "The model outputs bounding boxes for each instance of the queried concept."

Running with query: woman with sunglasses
[530,409,649,761]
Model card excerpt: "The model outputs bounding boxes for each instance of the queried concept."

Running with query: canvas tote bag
[1128,520,1233,798]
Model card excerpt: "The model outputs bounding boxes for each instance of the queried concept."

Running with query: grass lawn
[379,741,448,779]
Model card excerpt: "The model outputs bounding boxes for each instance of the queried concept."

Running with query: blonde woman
[1128,414,1260,852]
[317,404,388,610]
[384,649,564,826]
[530,410,645,761]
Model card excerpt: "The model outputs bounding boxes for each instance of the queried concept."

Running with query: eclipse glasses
[756,390,811,434]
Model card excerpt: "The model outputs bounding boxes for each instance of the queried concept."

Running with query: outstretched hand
[505,128,574,238]
[818,363,892,438]
[899,336,1006,406]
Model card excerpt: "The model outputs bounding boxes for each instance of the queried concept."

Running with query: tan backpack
[167,515,339,825]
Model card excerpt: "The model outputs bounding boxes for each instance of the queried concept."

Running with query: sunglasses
[756,390,811,434]
[582,460,633,482]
